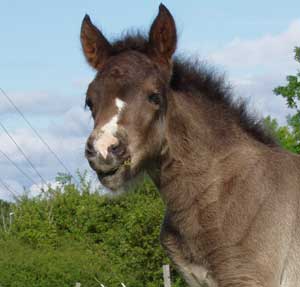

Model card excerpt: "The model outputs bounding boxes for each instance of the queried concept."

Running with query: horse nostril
[87,140,94,150]
[108,143,126,157]
[85,140,96,156]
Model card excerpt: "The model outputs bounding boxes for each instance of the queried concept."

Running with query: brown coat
[80,4,300,286]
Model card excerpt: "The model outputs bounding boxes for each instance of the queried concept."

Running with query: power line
[0,148,37,186]
[0,178,18,200]
[0,88,78,185]
[0,120,47,185]
[0,87,73,175]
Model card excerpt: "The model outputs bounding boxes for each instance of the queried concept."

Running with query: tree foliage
[274,47,300,111]
[271,47,300,153]
[264,116,300,154]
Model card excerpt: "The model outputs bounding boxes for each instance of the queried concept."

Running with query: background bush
[0,175,186,287]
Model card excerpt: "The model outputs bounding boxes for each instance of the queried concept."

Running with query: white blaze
[93,98,125,159]
[116,98,125,110]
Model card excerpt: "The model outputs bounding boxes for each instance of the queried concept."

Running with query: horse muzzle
[85,137,131,190]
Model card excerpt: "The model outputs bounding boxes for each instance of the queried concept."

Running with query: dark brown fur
[80,5,300,287]
[91,31,276,147]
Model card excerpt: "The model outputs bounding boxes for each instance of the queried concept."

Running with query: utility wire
[0,148,37,186]
[0,120,47,185]
[0,178,18,199]
[0,88,78,185]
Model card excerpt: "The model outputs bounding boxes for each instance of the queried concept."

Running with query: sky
[1,0,300,200]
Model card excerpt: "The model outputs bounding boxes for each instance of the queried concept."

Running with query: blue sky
[2,0,299,89]
[1,1,300,200]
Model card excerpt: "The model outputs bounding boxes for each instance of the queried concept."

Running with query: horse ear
[149,4,177,63]
[80,15,112,70]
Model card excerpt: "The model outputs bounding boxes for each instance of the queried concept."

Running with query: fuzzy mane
[110,33,277,146]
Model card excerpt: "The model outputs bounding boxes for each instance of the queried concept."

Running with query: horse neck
[157,90,256,214]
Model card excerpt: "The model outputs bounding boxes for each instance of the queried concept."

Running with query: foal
[81,4,300,287]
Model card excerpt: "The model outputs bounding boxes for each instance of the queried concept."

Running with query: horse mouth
[97,167,119,180]
[96,157,131,181]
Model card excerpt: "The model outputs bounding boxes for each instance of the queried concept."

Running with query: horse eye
[148,93,161,105]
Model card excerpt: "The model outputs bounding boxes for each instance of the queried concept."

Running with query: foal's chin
[97,164,128,191]
[87,150,145,193]
[86,152,133,192]
[97,164,144,194]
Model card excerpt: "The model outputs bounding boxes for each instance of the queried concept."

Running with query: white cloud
[49,106,93,137]
[208,19,300,125]
[210,19,300,70]
[0,105,92,161]
[231,74,292,125]
[0,105,94,201]
[29,181,62,197]
[0,179,63,202]
[0,90,77,115]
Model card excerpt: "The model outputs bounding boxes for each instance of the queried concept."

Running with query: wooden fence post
[163,264,171,287]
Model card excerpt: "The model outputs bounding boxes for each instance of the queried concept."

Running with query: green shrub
[0,174,187,287]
